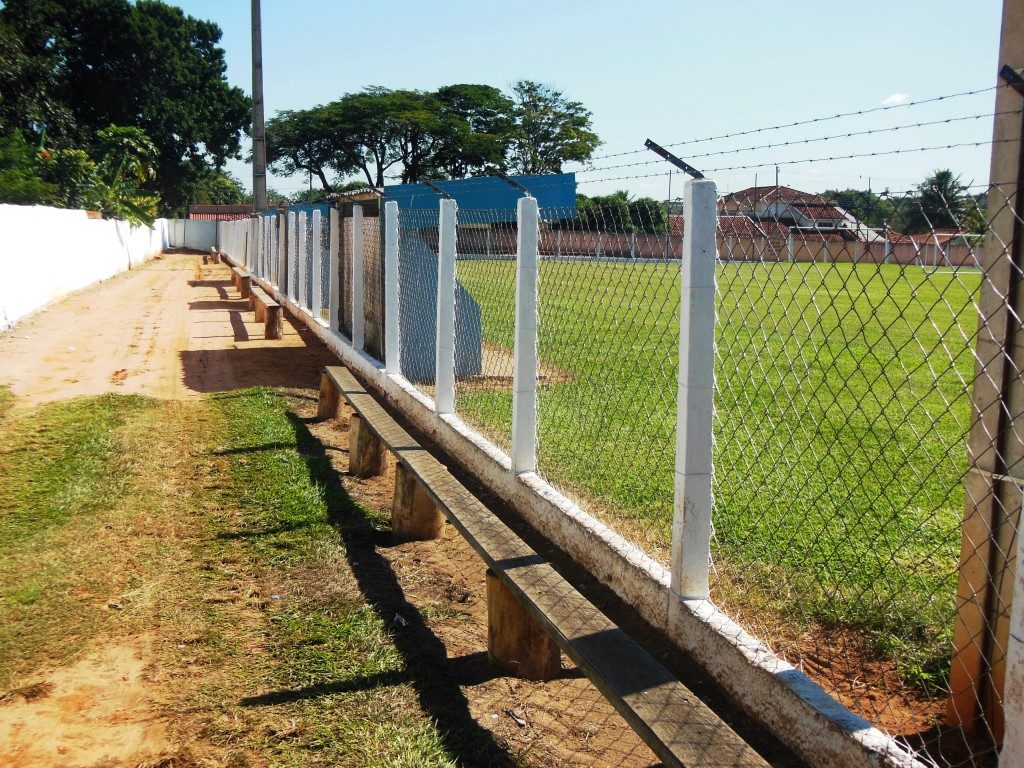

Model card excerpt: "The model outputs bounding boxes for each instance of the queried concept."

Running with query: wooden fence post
[670,178,717,600]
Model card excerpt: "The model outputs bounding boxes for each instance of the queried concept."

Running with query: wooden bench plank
[321,366,769,768]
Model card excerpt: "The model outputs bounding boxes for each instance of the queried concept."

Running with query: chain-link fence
[704,181,1016,766]
[453,209,519,453]
[396,206,440,395]
[362,210,384,361]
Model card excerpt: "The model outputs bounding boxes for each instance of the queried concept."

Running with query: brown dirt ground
[0,254,669,767]
[0,638,170,768]
[0,252,955,766]
[0,253,334,406]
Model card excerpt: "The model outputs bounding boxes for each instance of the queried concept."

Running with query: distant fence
[0,204,168,329]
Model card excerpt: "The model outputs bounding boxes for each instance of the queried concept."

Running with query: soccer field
[455,259,981,678]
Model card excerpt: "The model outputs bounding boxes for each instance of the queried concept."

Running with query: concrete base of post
[349,414,387,477]
[392,463,445,540]
[486,570,560,680]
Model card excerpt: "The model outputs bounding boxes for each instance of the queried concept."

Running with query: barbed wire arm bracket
[1000,64,1024,97]
[643,139,704,179]
[490,171,533,197]
[422,180,453,199]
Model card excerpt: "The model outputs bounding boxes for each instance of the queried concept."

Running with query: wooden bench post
[486,570,560,680]
[317,371,341,420]
[349,413,387,477]
[392,462,445,540]
[239,273,252,299]
[265,305,282,340]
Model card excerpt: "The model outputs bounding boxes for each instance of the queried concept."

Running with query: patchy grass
[0,387,508,766]
[185,387,463,767]
[456,259,981,683]
[0,393,171,683]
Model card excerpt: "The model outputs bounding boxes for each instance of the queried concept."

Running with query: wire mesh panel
[320,208,331,323]
[453,209,519,453]
[534,200,681,562]
[362,212,384,361]
[339,212,352,339]
[396,207,440,395]
[304,213,314,312]
[707,180,1011,765]
[288,211,299,302]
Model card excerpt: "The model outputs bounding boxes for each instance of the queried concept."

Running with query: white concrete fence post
[287,211,297,301]
[787,233,795,263]
[329,207,341,333]
[670,178,718,600]
[311,209,323,320]
[277,213,286,289]
[297,211,308,308]
[435,198,458,415]
[511,196,540,475]
[384,201,401,375]
[351,204,365,352]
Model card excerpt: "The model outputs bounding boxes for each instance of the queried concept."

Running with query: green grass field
[455,260,981,685]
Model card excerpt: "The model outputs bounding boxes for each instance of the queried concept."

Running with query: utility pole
[251,0,268,212]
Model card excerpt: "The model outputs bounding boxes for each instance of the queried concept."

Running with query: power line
[585,84,1003,162]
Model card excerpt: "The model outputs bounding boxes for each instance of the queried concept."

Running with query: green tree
[825,188,897,229]
[0,129,55,204]
[507,80,601,175]
[266,105,359,193]
[902,169,972,234]
[0,0,250,215]
[36,148,98,210]
[186,169,249,206]
[432,84,516,178]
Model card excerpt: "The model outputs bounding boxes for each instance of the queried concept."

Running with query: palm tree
[903,169,969,234]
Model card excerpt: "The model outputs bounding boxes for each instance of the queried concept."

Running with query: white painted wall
[0,203,168,330]
[166,218,218,251]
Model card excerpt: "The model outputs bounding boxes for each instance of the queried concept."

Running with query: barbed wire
[562,137,1013,187]
[585,84,1004,162]
[578,110,1014,174]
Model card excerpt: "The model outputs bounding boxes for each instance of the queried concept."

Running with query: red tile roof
[720,186,830,207]
[790,203,845,220]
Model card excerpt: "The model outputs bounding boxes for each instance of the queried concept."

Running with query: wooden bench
[318,365,769,768]
[230,266,252,299]
[249,285,283,340]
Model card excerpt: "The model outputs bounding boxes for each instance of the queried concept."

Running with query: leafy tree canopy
[0,0,250,215]
[266,80,599,191]
[507,80,601,175]
[0,129,55,204]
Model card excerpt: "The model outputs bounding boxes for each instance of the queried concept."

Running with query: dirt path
[0,254,702,767]
[0,253,333,405]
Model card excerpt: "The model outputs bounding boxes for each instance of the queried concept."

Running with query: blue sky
[174,0,1004,200]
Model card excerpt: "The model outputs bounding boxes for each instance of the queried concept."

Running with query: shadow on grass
[238,409,520,767]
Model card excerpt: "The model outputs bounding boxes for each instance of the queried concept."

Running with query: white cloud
[882,92,908,106]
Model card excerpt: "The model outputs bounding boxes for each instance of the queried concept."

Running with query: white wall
[166,218,218,251]
[0,203,168,330]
